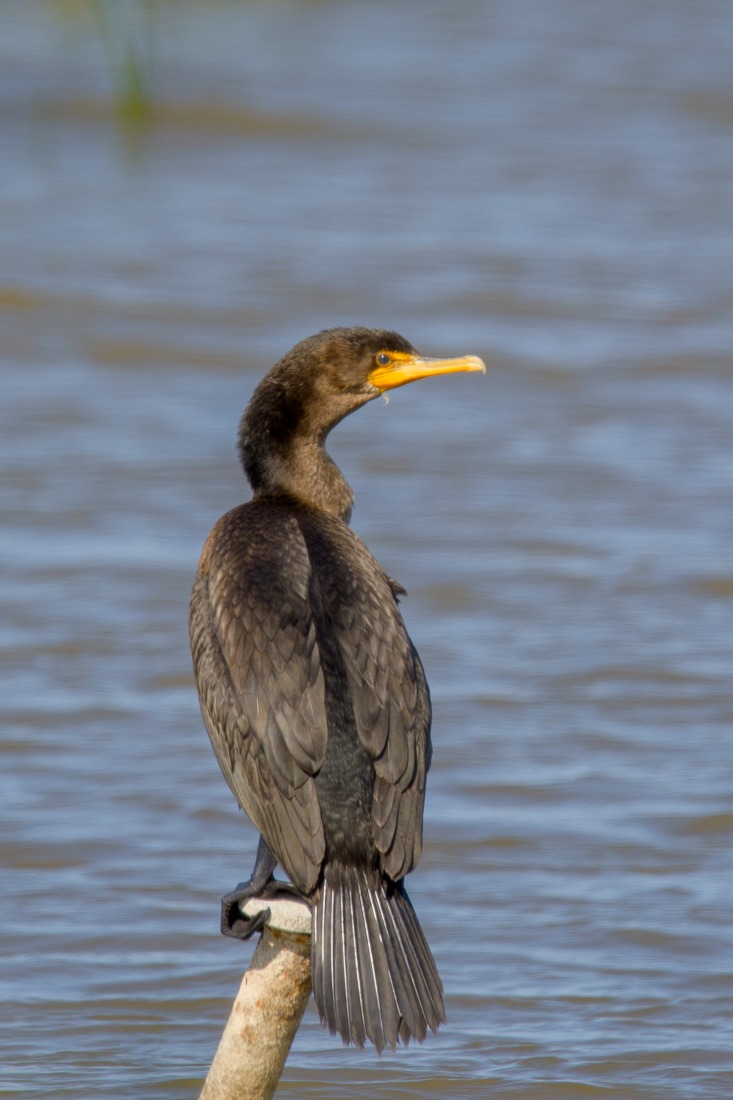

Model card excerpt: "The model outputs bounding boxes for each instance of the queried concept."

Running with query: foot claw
[218,865,303,940]
[221,895,270,940]
[221,882,271,939]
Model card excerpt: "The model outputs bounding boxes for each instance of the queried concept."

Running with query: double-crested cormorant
[189,327,484,1051]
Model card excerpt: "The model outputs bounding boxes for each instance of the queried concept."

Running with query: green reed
[93,0,155,125]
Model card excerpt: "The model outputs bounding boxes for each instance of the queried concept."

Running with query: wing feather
[296,510,432,882]
[189,501,327,893]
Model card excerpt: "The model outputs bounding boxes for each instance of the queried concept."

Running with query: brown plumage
[189,326,484,1051]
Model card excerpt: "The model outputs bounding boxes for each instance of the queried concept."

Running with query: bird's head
[239,326,485,514]
[303,326,486,408]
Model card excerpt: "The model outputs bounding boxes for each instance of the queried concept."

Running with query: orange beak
[368,350,486,392]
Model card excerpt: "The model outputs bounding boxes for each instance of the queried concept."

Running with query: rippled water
[2,2,733,1097]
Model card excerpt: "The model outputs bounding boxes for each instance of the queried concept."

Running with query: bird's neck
[240,422,354,523]
[238,375,364,523]
[263,437,355,522]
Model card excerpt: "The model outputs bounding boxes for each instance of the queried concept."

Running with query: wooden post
[199,895,313,1100]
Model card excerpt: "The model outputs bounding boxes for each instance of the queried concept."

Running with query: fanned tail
[311,863,445,1052]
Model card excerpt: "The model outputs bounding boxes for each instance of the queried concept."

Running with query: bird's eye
[376,353,391,366]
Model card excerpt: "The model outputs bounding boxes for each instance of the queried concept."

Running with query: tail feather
[392,887,445,1022]
[312,864,445,1052]
[377,887,433,1042]
[343,881,368,1047]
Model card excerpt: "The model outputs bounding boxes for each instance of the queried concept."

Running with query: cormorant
[189,326,484,1051]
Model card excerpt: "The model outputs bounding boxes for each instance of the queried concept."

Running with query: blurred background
[2,1,733,1097]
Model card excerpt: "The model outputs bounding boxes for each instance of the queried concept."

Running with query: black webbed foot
[221,881,271,939]
[220,876,303,938]
[220,835,302,940]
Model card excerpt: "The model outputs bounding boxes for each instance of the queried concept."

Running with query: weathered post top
[199,894,313,1100]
